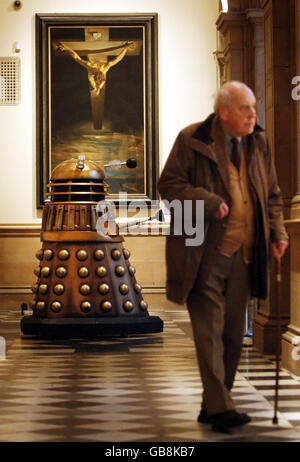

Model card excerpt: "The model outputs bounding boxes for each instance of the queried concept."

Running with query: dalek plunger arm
[75,155,137,171]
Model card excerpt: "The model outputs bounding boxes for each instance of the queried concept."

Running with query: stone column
[215,7,265,125]
[281,0,300,375]
[216,11,248,84]
[252,0,294,354]
[215,0,295,354]
[245,8,265,127]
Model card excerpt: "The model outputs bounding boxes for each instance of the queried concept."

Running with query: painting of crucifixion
[36,15,158,207]
[52,33,142,130]
[50,25,145,197]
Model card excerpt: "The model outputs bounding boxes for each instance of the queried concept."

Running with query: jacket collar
[188,113,264,162]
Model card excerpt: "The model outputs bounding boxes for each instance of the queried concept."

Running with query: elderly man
[158,81,288,433]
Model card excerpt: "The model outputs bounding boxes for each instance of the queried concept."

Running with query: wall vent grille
[0,57,20,105]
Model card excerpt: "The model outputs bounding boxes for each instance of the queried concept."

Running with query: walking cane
[273,253,282,424]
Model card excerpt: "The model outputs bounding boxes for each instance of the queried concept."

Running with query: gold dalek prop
[21,155,163,337]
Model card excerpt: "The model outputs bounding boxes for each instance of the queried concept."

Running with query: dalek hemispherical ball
[123,300,134,312]
[98,283,110,295]
[58,249,70,260]
[115,265,125,277]
[76,249,88,261]
[140,300,148,311]
[21,155,163,337]
[41,266,51,278]
[36,249,43,260]
[123,248,130,259]
[44,249,54,260]
[95,266,107,278]
[94,249,105,260]
[34,266,41,277]
[119,283,129,295]
[56,266,67,278]
[51,301,63,313]
[36,301,46,310]
[80,301,92,313]
[101,300,112,312]
[29,300,36,310]
[39,284,48,295]
[134,283,142,293]
[53,284,65,295]
[78,267,89,278]
[128,265,136,276]
[79,284,91,296]
[111,249,121,260]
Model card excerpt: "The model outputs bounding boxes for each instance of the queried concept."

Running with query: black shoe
[197,409,212,424]
[211,410,251,433]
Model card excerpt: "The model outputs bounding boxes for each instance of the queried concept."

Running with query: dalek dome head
[51,156,105,181]
[47,155,108,203]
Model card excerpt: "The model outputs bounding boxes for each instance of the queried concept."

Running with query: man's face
[219,87,257,137]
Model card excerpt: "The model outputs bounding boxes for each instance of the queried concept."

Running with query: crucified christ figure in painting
[53,41,134,96]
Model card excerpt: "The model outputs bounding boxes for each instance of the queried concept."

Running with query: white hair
[213,81,250,113]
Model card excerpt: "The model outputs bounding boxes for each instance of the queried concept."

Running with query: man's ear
[218,105,228,122]
[219,105,228,120]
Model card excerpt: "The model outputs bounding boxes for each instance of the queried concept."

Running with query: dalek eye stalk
[21,156,163,338]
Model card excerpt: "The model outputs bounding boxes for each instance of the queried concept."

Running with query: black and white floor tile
[0,295,300,442]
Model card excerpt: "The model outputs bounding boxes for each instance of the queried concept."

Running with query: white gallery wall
[0,0,219,224]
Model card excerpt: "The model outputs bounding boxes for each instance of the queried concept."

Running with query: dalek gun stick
[104,157,137,170]
[21,154,163,338]
[117,209,165,232]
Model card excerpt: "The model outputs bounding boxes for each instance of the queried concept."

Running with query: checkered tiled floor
[0,294,300,442]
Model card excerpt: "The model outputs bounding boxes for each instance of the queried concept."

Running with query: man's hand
[215,202,229,220]
[271,240,289,258]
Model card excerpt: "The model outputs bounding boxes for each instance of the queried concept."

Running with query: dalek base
[20,314,164,338]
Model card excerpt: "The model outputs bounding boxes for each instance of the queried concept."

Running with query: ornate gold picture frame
[36,13,159,208]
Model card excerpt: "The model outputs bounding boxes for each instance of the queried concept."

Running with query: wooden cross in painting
[52,28,142,129]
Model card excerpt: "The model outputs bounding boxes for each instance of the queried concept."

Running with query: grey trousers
[186,248,251,416]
